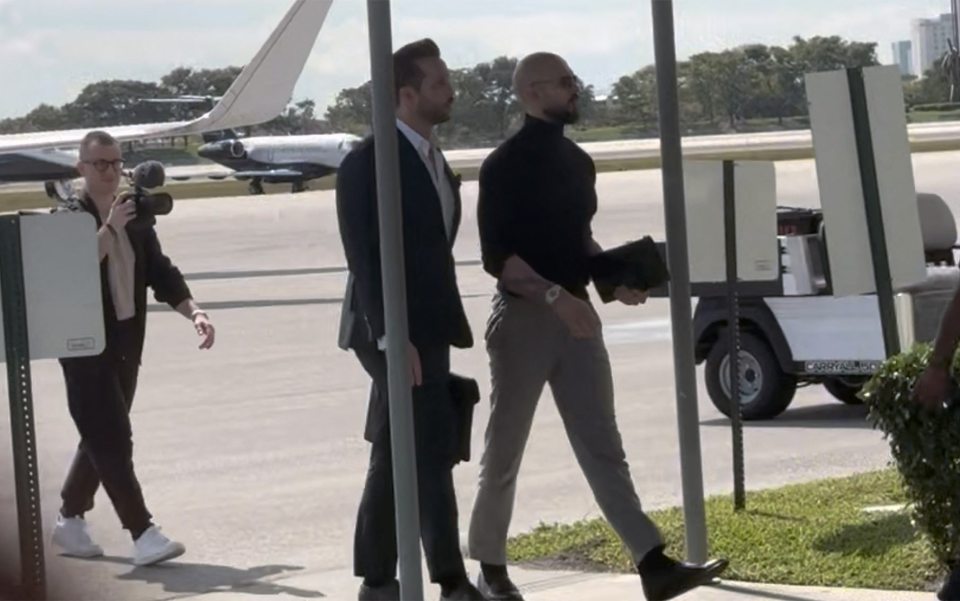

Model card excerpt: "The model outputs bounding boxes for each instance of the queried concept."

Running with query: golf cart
[692,192,959,420]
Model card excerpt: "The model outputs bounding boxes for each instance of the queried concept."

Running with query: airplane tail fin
[0,0,331,154]
[177,0,333,135]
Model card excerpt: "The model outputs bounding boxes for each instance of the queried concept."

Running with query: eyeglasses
[82,159,125,173]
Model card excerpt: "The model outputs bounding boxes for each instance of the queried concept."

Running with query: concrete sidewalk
[177,564,936,601]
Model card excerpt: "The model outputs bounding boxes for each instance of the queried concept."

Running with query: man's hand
[105,194,137,232]
[614,286,648,306]
[408,341,423,387]
[193,313,216,350]
[913,364,951,412]
[552,291,601,339]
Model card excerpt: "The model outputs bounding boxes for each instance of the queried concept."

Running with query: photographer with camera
[51,130,215,566]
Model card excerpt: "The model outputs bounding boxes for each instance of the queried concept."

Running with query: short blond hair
[79,130,119,160]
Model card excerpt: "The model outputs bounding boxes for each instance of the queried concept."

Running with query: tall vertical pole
[952,0,960,52]
[0,216,46,600]
[651,0,709,563]
[365,2,424,599]
[723,161,746,512]
[952,0,960,103]
[847,68,900,358]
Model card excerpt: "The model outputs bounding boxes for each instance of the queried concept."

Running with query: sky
[0,0,952,120]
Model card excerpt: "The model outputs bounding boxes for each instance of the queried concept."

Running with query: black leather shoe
[477,571,523,600]
[358,580,400,601]
[939,566,960,600]
[439,580,487,600]
[640,557,728,601]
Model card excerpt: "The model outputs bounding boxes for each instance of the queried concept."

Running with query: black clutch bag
[449,373,480,463]
[589,236,670,303]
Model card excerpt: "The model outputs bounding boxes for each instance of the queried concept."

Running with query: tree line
[0,66,321,138]
[324,36,892,146]
[1,35,955,150]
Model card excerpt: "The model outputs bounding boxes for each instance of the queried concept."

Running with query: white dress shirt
[396,118,455,240]
[373,120,458,351]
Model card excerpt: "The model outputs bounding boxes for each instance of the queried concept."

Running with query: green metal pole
[0,215,46,600]
[847,68,900,358]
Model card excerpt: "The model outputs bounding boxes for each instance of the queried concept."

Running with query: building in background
[912,13,956,76]
[892,40,914,76]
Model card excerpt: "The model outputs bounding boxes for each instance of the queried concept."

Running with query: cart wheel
[706,331,797,420]
[823,377,865,405]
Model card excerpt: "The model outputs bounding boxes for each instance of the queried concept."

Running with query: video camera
[123,160,174,230]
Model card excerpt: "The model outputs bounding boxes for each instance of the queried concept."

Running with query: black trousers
[59,322,152,538]
[353,343,467,585]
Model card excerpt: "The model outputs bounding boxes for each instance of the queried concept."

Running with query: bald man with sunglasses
[467,53,728,601]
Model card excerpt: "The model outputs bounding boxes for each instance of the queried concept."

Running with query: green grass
[907,110,960,123]
[733,116,811,131]
[507,469,943,592]
[125,147,203,166]
[0,177,341,213]
[566,117,813,142]
[568,126,649,143]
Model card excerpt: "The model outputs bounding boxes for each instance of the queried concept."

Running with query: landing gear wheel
[248,179,265,195]
[291,180,307,193]
[44,179,75,202]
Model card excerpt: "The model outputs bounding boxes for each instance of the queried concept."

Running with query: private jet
[0,147,80,199]
[195,129,362,194]
[0,0,333,202]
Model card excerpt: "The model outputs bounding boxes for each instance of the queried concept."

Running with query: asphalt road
[0,151,957,600]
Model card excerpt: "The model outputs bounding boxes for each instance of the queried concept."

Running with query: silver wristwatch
[545,284,562,305]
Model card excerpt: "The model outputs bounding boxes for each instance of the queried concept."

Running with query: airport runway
[445,121,960,168]
[0,151,958,600]
[5,121,960,198]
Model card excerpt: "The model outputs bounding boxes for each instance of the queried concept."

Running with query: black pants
[59,323,152,538]
[353,343,467,585]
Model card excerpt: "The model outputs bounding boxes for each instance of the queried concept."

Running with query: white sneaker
[133,525,185,566]
[51,514,104,558]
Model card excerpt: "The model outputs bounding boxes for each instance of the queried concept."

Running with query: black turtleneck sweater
[477,114,597,300]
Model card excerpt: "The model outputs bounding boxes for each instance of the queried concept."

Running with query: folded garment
[590,236,670,303]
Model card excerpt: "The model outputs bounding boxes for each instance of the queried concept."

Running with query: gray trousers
[467,293,663,565]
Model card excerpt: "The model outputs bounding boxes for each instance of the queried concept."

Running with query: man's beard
[544,103,579,125]
[419,100,453,126]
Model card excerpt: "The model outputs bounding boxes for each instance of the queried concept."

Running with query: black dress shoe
[477,571,524,600]
[640,556,728,601]
[358,579,400,601]
[939,566,960,600]
[439,580,487,600]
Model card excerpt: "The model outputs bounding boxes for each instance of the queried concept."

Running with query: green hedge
[862,344,960,567]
